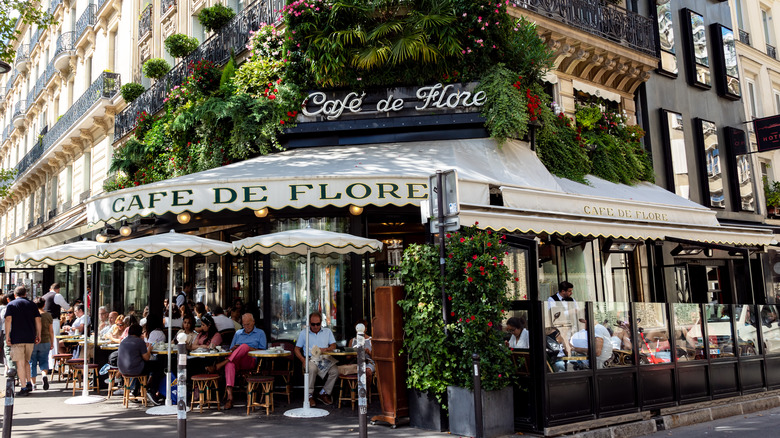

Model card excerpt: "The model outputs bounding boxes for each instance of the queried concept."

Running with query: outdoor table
[189,350,231,358]
[321,350,357,357]
[249,349,291,372]
[100,343,120,351]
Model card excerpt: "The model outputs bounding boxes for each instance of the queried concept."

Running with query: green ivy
[477,64,529,144]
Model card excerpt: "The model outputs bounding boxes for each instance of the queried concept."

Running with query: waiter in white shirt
[43,283,70,366]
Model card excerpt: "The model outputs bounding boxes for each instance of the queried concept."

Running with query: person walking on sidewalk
[30,298,54,390]
[4,286,41,396]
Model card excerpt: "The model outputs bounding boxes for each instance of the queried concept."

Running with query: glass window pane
[544,301,586,372]
[760,305,780,354]
[666,111,689,198]
[690,11,711,86]
[705,304,734,358]
[505,247,529,300]
[636,303,672,364]
[736,155,756,211]
[503,310,532,375]
[699,120,724,208]
[124,259,150,317]
[594,302,633,367]
[735,305,760,356]
[602,253,631,303]
[722,26,739,79]
[657,2,678,74]
[538,241,560,300]
[673,303,705,361]
[564,241,597,302]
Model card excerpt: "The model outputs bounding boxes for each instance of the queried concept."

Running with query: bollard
[356,323,368,438]
[472,354,483,438]
[177,343,187,438]
[3,368,16,438]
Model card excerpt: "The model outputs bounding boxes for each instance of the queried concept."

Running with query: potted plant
[164,33,199,59]
[198,3,235,33]
[398,244,451,431]
[142,58,171,80]
[764,177,780,216]
[444,225,516,438]
[120,82,145,103]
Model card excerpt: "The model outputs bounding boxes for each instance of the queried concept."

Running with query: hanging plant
[142,58,171,79]
[198,3,236,33]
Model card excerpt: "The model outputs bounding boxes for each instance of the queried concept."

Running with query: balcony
[30,27,43,52]
[739,29,751,46]
[49,0,63,15]
[115,0,285,141]
[15,72,121,178]
[1,125,12,146]
[12,101,27,127]
[5,69,19,91]
[53,32,76,73]
[139,5,152,40]
[0,87,5,103]
[511,0,655,56]
[14,45,30,73]
[768,44,777,60]
[75,4,97,44]
[161,0,176,15]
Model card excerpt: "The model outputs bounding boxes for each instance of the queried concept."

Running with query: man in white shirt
[294,312,338,407]
[547,281,583,356]
[63,304,89,335]
[211,306,235,332]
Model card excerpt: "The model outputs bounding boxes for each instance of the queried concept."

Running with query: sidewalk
[0,369,450,438]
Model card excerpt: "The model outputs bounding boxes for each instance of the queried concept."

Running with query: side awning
[4,205,95,266]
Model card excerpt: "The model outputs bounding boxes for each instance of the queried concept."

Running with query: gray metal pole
[472,353,483,438]
[436,171,448,336]
[356,323,368,438]
[177,343,187,438]
[3,368,16,438]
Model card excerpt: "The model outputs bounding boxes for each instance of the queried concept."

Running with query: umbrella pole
[303,246,311,409]
[166,254,173,407]
[81,262,90,397]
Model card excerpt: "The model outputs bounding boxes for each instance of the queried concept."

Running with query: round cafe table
[189,350,230,358]
[100,344,120,351]
[321,350,357,357]
[249,349,292,371]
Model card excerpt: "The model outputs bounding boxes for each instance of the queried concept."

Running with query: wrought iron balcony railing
[97,0,109,12]
[13,100,27,119]
[768,44,777,60]
[0,86,5,102]
[115,0,285,141]
[56,31,76,57]
[139,5,153,38]
[2,125,12,145]
[739,29,751,46]
[30,27,43,49]
[512,0,655,56]
[5,69,19,90]
[32,61,57,103]
[161,0,176,15]
[16,72,121,177]
[49,0,63,14]
[75,4,97,41]
[15,45,29,64]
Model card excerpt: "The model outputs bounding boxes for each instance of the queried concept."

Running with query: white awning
[572,79,622,103]
[85,138,773,247]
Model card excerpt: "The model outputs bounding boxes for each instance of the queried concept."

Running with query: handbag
[337,364,358,376]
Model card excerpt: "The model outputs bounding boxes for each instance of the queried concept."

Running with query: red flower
[467,277,473,282]
[466,262,472,268]
[473,255,478,260]
[460,237,465,243]
[447,296,452,301]
[487,242,492,247]
[487,321,493,327]
[450,312,455,317]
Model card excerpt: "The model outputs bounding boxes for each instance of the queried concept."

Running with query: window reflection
[503,310,531,375]
[736,154,756,211]
[665,111,689,198]
[657,1,677,73]
[505,247,529,300]
[124,259,150,317]
[689,10,711,86]
[544,301,586,372]
[594,302,633,367]
[759,305,780,354]
[673,303,704,361]
[636,302,672,364]
[698,119,724,208]
[704,304,734,358]
[721,26,741,96]
[735,305,760,356]
[602,252,632,303]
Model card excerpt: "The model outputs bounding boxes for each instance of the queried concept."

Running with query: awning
[85,138,774,247]
[4,205,96,266]
[572,79,622,103]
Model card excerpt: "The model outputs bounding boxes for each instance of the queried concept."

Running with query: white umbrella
[97,230,235,415]
[16,240,111,405]
[233,227,383,418]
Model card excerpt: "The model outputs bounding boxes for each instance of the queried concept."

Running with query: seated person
[100,311,119,339]
[144,315,166,346]
[193,315,222,349]
[570,323,613,369]
[506,316,529,349]
[294,312,338,407]
[104,314,125,342]
[175,314,198,351]
[210,306,235,332]
[62,304,89,335]
[163,305,182,330]
[206,313,266,410]
[347,319,375,383]
[545,327,566,373]
[117,323,163,405]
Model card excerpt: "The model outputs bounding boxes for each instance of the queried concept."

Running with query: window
[683,9,711,88]
[763,9,773,45]
[735,0,745,31]
[711,24,741,99]
[662,110,689,198]
[696,119,724,208]
[774,90,780,113]
[746,80,759,123]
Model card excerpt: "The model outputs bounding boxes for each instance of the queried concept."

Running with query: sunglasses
[310,322,321,326]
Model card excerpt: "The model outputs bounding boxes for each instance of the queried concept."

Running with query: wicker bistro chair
[258,341,295,403]
[122,375,149,408]
[191,374,221,412]
[337,374,359,410]
[106,367,122,399]
[52,353,72,382]
[246,375,274,415]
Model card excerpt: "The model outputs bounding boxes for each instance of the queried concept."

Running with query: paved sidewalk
[0,369,449,438]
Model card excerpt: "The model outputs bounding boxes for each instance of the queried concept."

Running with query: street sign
[430,216,460,233]
[429,170,460,217]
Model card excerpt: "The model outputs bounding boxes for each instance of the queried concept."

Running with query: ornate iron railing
[32,61,57,103]
[55,31,76,57]
[25,88,36,112]
[30,27,43,49]
[739,29,751,46]
[139,5,153,38]
[15,45,30,65]
[49,0,63,14]
[115,0,285,141]
[5,69,19,90]
[0,87,5,102]
[97,0,109,12]
[1,125,12,145]
[768,44,777,60]
[512,0,655,56]
[13,100,27,119]
[161,0,176,15]
[75,4,97,41]
[16,72,121,177]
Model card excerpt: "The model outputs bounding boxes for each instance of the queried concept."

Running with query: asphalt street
[637,406,780,438]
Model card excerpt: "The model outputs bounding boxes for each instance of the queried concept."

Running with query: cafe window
[124,259,150,316]
[673,303,705,361]
[544,301,587,373]
[682,9,711,88]
[710,24,741,99]
[601,252,632,303]
[759,305,780,354]
[537,238,598,302]
[635,302,671,365]
[505,247,529,300]
[656,0,678,75]
[269,217,350,343]
[593,302,633,368]
[54,264,84,304]
[736,305,760,356]
[695,119,724,208]
[661,110,689,199]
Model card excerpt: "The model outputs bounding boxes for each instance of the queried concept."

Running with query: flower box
[447,385,514,438]
[408,389,448,432]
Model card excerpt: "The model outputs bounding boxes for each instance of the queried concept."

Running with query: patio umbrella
[15,240,111,405]
[233,227,383,418]
[97,230,235,415]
